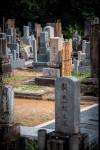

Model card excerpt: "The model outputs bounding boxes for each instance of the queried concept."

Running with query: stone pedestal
[80,78,99,97]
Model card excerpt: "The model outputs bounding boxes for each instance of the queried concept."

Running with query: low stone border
[14,90,98,101]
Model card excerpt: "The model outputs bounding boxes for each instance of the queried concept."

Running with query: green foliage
[25,143,38,150]
[0,0,99,38]
[62,24,73,39]
[72,73,91,81]
[14,84,44,90]
[0,75,27,86]
[62,23,83,39]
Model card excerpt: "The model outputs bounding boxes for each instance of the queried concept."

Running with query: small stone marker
[55,76,80,134]
[0,85,14,124]
[43,68,60,78]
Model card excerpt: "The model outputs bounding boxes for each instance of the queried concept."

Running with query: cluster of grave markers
[0,17,99,149]
[0,17,99,78]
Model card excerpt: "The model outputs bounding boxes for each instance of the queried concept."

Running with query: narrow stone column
[0,85,14,124]
[38,129,47,150]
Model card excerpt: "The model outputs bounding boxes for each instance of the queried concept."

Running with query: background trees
[0,0,100,38]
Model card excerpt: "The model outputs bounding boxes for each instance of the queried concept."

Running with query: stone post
[0,85,14,124]
[23,25,29,37]
[0,38,12,80]
[55,76,80,134]
[32,39,37,62]
[0,85,21,149]
[38,129,47,150]
[62,40,71,76]
[82,40,86,53]
[90,24,100,77]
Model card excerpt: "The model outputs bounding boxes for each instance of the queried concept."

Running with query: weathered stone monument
[38,76,89,150]
[81,24,100,97]
[56,19,62,37]
[55,76,80,134]
[0,38,12,80]
[34,23,41,51]
[62,40,72,76]
[0,85,20,149]
[35,37,63,86]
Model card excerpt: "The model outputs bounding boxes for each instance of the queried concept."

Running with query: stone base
[43,131,89,150]
[0,63,12,77]
[0,123,20,149]
[10,59,25,69]
[33,62,49,72]
[78,66,90,74]
[80,77,99,96]
[35,76,56,86]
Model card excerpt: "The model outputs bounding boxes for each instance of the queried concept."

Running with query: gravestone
[55,76,80,134]
[38,31,50,62]
[0,85,20,149]
[73,30,78,38]
[0,33,6,39]
[82,40,86,53]
[73,59,80,74]
[94,17,99,24]
[56,20,62,37]
[38,76,89,149]
[7,28,16,43]
[44,26,54,39]
[7,43,19,59]
[0,38,12,80]
[34,23,41,51]
[32,39,37,62]
[80,24,100,97]
[90,24,100,77]
[50,37,63,63]
[0,85,14,124]
[43,68,60,78]
[86,41,90,59]
[22,25,32,45]
[72,37,77,50]
[62,40,72,76]
[84,20,94,37]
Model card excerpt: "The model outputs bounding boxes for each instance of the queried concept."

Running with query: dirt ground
[14,98,98,127]
[12,69,98,127]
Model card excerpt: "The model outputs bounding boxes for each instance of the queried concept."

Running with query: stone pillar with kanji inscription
[55,76,80,134]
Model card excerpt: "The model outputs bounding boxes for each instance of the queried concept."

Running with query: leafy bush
[62,23,83,39]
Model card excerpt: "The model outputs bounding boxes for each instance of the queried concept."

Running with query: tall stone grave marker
[56,19,62,37]
[90,24,100,77]
[84,19,94,37]
[32,39,37,62]
[7,28,16,43]
[55,76,80,134]
[0,85,14,124]
[38,31,50,62]
[0,38,12,80]
[62,40,72,76]
[34,23,41,51]
[44,26,54,39]
[50,37,63,63]
[0,85,20,149]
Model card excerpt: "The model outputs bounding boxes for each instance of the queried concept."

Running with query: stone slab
[10,59,25,68]
[35,76,56,86]
[43,68,60,78]
[33,62,48,72]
